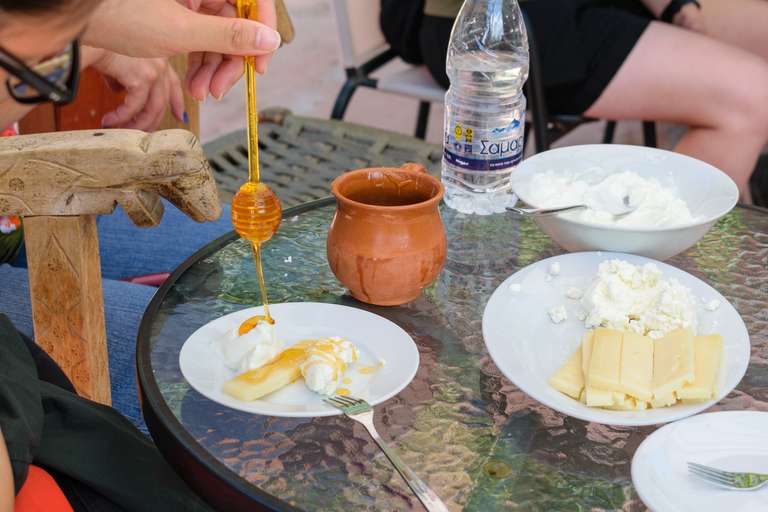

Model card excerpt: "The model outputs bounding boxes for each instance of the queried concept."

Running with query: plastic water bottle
[441,0,529,215]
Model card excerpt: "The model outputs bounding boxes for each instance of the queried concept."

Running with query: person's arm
[82,47,186,131]
[83,0,279,101]
[0,427,14,512]
[0,48,185,133]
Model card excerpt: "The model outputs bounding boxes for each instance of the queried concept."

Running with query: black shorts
[419,0,652,114]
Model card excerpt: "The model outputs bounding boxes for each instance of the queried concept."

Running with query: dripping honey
[232,0,282,322]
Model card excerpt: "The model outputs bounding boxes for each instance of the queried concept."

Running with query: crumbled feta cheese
[548,262,561,276]
[580,259,697,339]
[566,287,583,300]
[509,283,522,292]
[576,310,588,321]
[704,300,720,311]
[549,305,567,324]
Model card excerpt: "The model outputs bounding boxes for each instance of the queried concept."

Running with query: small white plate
[482,251,750,426]
[179,302,419,417]
[632,411,768,512]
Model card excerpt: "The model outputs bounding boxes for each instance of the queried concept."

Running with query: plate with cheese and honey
[179,302,419,417]
[482,252,750,426]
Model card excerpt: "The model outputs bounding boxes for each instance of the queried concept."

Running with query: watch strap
[661,0,701,23]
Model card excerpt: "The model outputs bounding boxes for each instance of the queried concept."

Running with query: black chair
[329,0,445,140]
[329,1,657,150]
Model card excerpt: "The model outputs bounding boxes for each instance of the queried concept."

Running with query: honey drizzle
[234,0,280,323]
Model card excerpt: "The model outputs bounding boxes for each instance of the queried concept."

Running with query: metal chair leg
[415,101,430,139]
[642,121,657,148]
[603,121,617,144]
[331,76,358,120]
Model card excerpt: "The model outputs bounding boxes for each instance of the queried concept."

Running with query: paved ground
[199,0,685,151]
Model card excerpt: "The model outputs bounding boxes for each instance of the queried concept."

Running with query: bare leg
[584,22,768,200]
[698,0,768,61]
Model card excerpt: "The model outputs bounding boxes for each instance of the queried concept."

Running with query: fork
[323,396,449,512]
[687,462,768,490]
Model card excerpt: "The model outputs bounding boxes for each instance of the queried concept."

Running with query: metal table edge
[135,197,336,512]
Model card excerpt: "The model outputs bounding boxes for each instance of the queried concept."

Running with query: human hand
[87,49,186,132]
[84,0,280,101]
[182,0,278,101]
[673,3,711,36]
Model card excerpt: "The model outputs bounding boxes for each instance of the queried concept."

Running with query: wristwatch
[661,0,701,23]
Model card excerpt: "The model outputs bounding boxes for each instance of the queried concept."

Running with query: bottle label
[443,115,525,172]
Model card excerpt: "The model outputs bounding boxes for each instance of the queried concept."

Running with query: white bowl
[510,144,739,260]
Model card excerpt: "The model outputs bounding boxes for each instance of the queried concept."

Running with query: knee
[721,59,768,139]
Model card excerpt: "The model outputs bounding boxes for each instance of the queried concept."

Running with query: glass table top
[137,198,768,511]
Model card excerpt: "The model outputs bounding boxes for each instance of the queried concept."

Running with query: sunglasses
[0,39,80,105]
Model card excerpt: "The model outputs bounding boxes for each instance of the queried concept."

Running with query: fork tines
[688,462,736,487]
[324,395,363,407]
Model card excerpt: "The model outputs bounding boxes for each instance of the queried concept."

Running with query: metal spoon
[507,194,636,218]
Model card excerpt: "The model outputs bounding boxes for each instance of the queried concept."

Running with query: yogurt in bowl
[509,145,739,261]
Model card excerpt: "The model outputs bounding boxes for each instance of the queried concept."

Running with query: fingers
[185,51,244,101]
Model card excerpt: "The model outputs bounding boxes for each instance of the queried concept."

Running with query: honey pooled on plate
[222,336,358,402]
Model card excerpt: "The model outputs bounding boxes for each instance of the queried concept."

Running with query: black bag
[380,0,425,64]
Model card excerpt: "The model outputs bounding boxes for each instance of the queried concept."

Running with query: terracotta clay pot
[327,163,447,306]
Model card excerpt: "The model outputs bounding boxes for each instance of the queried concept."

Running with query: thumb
[177,13,281,56]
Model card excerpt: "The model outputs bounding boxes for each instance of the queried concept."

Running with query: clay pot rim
[331,167,445,211]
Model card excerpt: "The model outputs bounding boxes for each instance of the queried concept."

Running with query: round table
[137,198,768,511]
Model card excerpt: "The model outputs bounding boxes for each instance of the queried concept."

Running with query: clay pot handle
[400,162,427,174]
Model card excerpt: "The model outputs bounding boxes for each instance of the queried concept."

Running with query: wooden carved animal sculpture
[0,129,222,404]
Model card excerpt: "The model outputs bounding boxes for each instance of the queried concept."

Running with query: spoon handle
[506,205,587,217]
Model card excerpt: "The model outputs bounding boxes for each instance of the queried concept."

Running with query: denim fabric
[2,200,234,434]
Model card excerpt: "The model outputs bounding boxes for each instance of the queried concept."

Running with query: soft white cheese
[566,287,583,300]
[548,262,561,276]
[549,305,568,324]
[581,259,697,339]
[211,318,284,375]
[523,170,702,227]
[301,337,358,395]
[704,299,720,311]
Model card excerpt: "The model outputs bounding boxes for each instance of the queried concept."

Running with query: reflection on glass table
[137,198,768,512]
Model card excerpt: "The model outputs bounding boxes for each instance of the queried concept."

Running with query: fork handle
[364,427,449,512]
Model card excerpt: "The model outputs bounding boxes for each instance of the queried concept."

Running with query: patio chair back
[330,0,446,139]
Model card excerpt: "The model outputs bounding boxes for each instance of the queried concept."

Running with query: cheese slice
[579,329,614,406]
[677,334,723,400]
[604,397,649,411]
[652,327,695,399]
[549,345,585,399]
[588,327,623,391]
[222,340,312,401]
[616,331,654,402]
[585,386,615,407]
[649,392,678,408]
[581,330,595,382]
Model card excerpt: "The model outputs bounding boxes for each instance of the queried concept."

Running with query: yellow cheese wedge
[581,330,595,384]
[588,327,623,391]
[604,397,649,411]
[585,386,615,407]
[616,331,654,402]
[677,334,723,400]
[649,392,678,408]
[222,340,312,401]
[549,345,585,399]
[652,327,695,399]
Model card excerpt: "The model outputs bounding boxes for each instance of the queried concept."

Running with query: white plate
[482,251,750,426]
[631,411,768,512]
[179,302,419,417]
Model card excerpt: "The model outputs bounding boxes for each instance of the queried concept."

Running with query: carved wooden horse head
[0,129,222,404]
